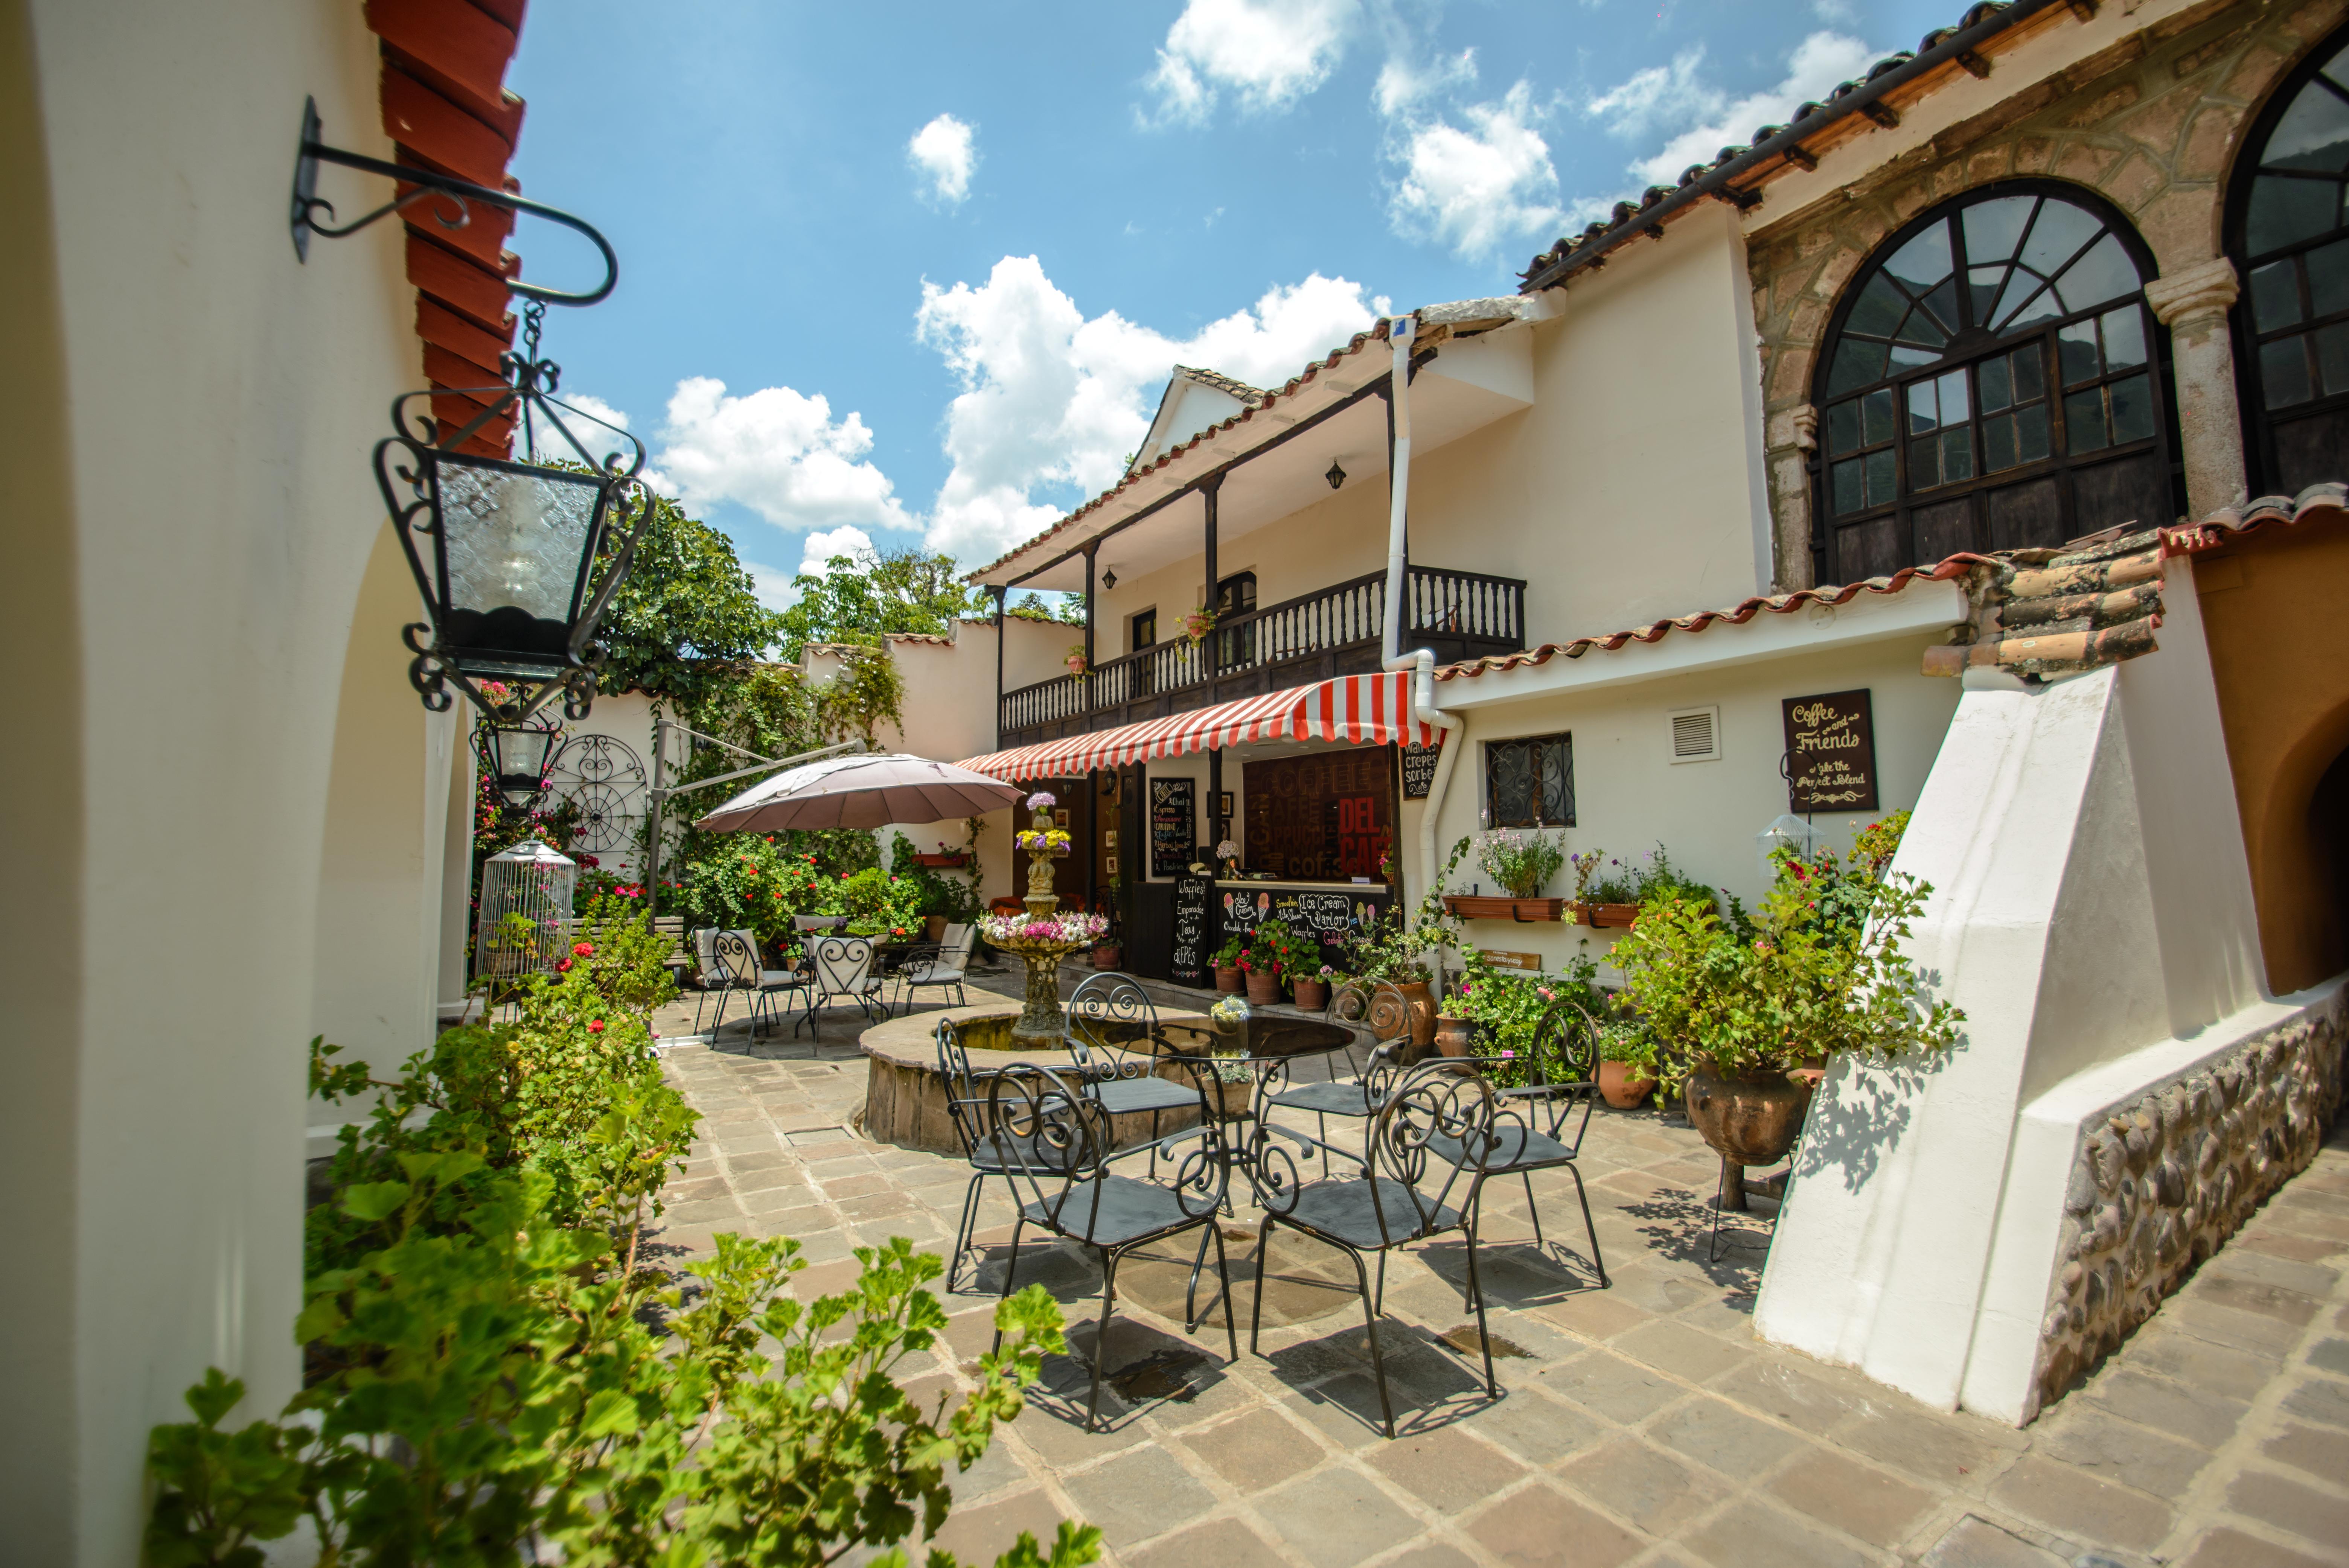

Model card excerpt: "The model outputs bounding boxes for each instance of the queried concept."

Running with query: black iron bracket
[289,97,617,306]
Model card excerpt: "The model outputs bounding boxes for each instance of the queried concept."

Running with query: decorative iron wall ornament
[545,732,648,855]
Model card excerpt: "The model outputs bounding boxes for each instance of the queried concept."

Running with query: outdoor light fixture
[1101,568,1118,591]
[1326,458,1347,490]
[479,712,564,806]
[289,100,649,727]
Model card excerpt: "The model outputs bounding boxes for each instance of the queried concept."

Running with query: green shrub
[1475,829,1566,899]
[890,832,984,925]
[839,866,924,938]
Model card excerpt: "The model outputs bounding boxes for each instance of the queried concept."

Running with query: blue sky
[506,0,1956,604]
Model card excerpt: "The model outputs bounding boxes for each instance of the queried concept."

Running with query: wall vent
[1668,706,1721,764]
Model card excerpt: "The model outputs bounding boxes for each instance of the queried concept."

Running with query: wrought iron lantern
[1326,458,1347,490]
[479,711,564,805]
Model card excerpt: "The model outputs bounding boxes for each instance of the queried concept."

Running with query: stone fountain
[983,791,1105,1048]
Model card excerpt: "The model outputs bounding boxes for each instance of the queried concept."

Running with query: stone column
[2142,257,2247,521]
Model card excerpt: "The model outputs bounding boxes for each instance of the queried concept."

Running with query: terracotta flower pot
[1292,979,1329,1010]
[1433,1016,1476,1057]
[1683,1063,1815,1212]
[1091,944,1123,969]
[1214,965,1244,994]
[1244,969,1281,1005]
[1597,1059,1654,1109]
[1393,979,1438,1052]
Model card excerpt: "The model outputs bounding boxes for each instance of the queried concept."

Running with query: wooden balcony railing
[998,563,1526,745]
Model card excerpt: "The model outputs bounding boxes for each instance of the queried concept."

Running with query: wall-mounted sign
[1170,873,1211,986]
[1149,777,1196,878]
[1401,742,1440,799]
[1781,688,1879,813]
[1476,949,1543,973]
[1219,883,1391,967]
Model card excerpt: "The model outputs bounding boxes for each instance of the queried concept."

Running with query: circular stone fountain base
[857,1003,1211,1155]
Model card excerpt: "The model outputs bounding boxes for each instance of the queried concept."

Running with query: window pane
[1829,336,1889,394]
[2018,402,2052,463]
[1888,342,1938,371]
[1968,265,2007,326]
[1991,268,2050,330]
[2248,174,2342,256]
[1985,412,2019,471]
[2019,199,2101,275]
[1941,425,1976,483]
[2002,279,2065,332]
[2263,79,2349,174]
[1832,457,1865,515]
[1847,272,1909,337]
[1490,742,1532,825]
[2053,233,2140,314]
[2108,373,2156,444]
[2066,387,2110,452]
[1865,448,1897,506]
[1862,387,1896,445]
[1827,399,1862,456]
[1885,220,1954,290]
[2058,320,2102,385]
[1908,380,1940,434]
[1910,435,1939,487]
[2014,343,2046,404]
[2320,321,2349,396]
[2261,333,2316,407]
[2101,306,2147,371]
[2251,259,2305,330]
[1938,368,1970,423]
[1963,195,2037,266]
[1918,279,1961,335]
[1979,353,2014,414]
[2311,237,2349,317]
[1536,741,1574,826]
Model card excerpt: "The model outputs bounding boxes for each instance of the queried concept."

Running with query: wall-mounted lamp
[1326,459,1347,490]
[1101,568,1118,591]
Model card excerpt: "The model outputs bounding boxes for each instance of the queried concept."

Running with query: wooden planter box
[1442,895,1567,923]
[912,853,970,868]
[1584,903,1640,929]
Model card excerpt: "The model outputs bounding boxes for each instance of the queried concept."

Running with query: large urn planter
[1597,1060,1654,1109]
[1394,980,1438,1053]
[1433,1016,1476,1057]
[1442,895,1567,923]
[1683,1063,1815,1212]
[1243,969,1282,1005]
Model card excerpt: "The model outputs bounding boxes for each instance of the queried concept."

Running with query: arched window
[1810,182,2180,583]
[2229,30,2349,495]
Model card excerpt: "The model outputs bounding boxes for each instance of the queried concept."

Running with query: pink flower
[588,1019,606,1034]
[1536,987,1554,1001]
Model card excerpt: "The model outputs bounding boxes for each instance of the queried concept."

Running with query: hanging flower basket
[1182,606,1216,644]
[1065,643,1089,676]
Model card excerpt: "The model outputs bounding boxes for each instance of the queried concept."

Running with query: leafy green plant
[1212,933,1245,968]
[1245,918,1318,980]
[1476,829,1565,899]
[891,831,983,925]
[678,834,837,947]
[1595,1018,1656,1069]
[839,866,924,939]
[1446,949,1605,1088]
[1352,836,1473,982]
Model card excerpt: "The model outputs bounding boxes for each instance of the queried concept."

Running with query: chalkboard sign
[1218,884,1391,968]
[1170,874,1211,986]
[1150,778,1195,878]
[1782,689,1879,812]
[1401,743,1440,800]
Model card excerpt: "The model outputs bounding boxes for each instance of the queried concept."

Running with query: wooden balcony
[998,564,1526,748]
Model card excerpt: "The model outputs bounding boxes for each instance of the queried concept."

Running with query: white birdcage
[1756,813,1820,877]
[473,838,576,980]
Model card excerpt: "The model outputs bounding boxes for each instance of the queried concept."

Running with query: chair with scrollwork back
[694,928,766,1038]
[795,935,885,1040]
[984,1061,1236,1429]
[933,1013,1034,1294]
[1258,980,1414,1161]
[1065,973,1198,1165]
[1247,1057,1502,1437]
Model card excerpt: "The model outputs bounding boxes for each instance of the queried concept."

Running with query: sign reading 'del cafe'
[1781,688,1879,813]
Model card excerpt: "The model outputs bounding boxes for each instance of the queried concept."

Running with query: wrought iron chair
[1064,972,1199,1168]
[891,921,973,1015]
[746,936,813,1040]
[1427,1002,1609,1289]
[933,1013,1050,1294]
[1248,1056,1503,1437]
[690,927,763,1037]
[1259,979,1415,1161]
[986,1061,1238,1430]
[794,935,885,1040]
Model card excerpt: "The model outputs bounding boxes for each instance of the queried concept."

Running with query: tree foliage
[1004,591,1086,626]
[778,546,990,659]
[588,486,789,709]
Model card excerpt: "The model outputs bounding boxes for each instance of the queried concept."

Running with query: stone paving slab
[647,983,2349,1568]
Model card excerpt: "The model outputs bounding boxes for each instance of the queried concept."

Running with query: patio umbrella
[692,752,1024,833]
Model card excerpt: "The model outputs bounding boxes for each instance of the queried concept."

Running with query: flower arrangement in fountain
[978,908,1109,947]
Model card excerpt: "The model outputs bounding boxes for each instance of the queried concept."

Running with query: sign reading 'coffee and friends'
[1781,688,1879,812]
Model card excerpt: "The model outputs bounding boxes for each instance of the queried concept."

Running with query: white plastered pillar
[2143,257,2246,519]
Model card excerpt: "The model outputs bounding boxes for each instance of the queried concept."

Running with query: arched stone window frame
[2226,24,2349,498]
[1807,179,2185,585]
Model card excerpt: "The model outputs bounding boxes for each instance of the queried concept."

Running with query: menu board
[1170,874,1211,986]
[1150,777,1196,878]
[1401,742,1440,799]
[1242,751,1395,880]
[1218,883,1392,967]
[1782,689,1879,812]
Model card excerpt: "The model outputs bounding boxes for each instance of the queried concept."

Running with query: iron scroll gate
[547,732,649,865]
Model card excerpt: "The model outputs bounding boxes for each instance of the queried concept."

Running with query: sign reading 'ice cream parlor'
[1781,688,1879,813]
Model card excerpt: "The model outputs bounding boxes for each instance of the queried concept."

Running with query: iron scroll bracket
[289,97,618,306]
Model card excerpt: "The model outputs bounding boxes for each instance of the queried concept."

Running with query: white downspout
[1376,313,1464,905]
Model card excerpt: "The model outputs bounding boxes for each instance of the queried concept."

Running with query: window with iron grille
[1810,181,2181,585]
[1485,732,1574,828]
[2230,28,2349,494]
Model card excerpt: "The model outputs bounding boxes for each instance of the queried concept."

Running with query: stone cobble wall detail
[2029,991,2346,1418]
[1749,0,2345,590]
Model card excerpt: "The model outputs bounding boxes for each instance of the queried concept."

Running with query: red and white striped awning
[957,672,1443,783]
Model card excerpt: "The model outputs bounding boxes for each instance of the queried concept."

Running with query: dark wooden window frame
[2227,25,2349,496]
[1130,606,1157,653]
[1484,731,1576,830]
[1808,179,2184,585]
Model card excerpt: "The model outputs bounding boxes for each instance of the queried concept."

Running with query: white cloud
[798,525,879,574]
[907,113,976,206]
[1386,82,1573,259]
[652,377,913,537]
[746,562,801,613]
[912,256,1381,562]
[1146,0,1359,124]
[1590,30,1881,187]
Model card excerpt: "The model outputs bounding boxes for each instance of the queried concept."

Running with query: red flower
[556,958,573,973]
[587,1019,606,1034]
[573,941,594,957]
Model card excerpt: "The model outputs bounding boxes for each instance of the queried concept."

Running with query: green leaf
[337,1180,410,1221]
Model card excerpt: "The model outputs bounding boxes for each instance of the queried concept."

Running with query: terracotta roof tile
[2158,482,2349,555]
[1169,364,1266,405]
[366,0,523,134]
[1922,528,2166,678]
[379,66,514,187]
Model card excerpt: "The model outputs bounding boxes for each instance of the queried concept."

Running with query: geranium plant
[1476,828,1566,899]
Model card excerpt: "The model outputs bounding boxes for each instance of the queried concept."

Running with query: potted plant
[1065,642,1089,676]
[1350,836,1474,1052]
[1613,813,1961,1208]
[912,836,971,869]
[1582,858,1641,928]
[1569,848,1605,925]
[1182,605,1216,644]
[1203,994,1255,1119]
[1444,828,1569,922]
[1092,871,1124,967]
[1211,933,1246,994]
[1237,936,1282,1005]
[1595,1018,1657,1109]
[1293,962,1339,1011]
[1432,990,1478,1057]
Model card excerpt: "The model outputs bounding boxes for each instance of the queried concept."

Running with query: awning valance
[957,672,1443,783]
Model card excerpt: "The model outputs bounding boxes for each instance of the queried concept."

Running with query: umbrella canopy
[692,752,1024,833]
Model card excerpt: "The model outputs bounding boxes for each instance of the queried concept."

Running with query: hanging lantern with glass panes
[472,837,577,982]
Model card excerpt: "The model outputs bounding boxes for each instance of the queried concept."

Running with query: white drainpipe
[1377,314,1465,905]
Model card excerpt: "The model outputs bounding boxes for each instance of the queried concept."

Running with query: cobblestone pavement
[646,978,2349,1568]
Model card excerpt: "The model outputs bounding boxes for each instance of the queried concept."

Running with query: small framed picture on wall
[1105,854,1118,874]
[1104,829,1118,847]
[1217,791,1235,819]
[1053,808,1071,827]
